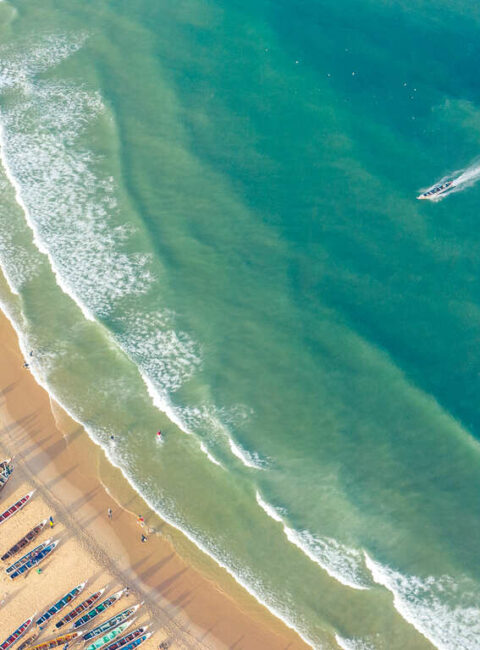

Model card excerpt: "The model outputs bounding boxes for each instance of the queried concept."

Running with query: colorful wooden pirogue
[35,582,87,627]
[71,589,126,629]
[85,621,134,650]
[0,491,34,525]
[0,458,13,492]
[103,628,150,650]
[17,632,40,650]
[29,632,80,650]
[0,615,35,650]
[55,588,105,628]
[5,540,51,574]
[1,519,48,561]
[9,540,58,580]
[82,604,141,641]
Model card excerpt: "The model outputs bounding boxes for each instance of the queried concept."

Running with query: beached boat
[9,540,58,580]
[5,540,50,574]
[0,491,34,525]
[55,588,105,628]
[0,460,13,492]
[17,632,40,650]
[0,471,12,492]
[29,632,80,650]
[103,628,149,650]
[1,519,48,561]
[1,615,35,650]
[85,620,134,650]
[71,589,126,629]
[82,604,141,641]
[35,582,87,627]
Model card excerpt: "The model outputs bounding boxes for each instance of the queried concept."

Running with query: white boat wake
[419,160,480,201]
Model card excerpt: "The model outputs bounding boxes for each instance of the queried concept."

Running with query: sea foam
[364,552,480,650]
[256,491,370,591]
[335,635,376,650]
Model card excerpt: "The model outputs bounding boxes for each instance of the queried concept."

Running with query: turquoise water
[1,0,480,647]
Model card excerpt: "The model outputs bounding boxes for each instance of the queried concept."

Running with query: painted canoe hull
[1,520,48,561]
[35,582,87,626]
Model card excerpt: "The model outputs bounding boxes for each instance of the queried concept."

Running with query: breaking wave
[335,636,376,650]
[365,552,480,650]
[256,491,371,591]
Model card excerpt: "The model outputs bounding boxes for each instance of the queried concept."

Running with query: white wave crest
[364,552,480,650]
[199,442,222,467]
[228,436,266,469]
[256,490,284,523]
[335,635,376,650]
[256,491,369,591]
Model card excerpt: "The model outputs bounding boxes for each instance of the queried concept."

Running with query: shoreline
[0,309,308,649]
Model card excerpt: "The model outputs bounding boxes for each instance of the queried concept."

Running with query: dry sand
[0,312,308,650]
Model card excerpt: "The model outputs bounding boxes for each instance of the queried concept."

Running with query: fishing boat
[17,632,40,650]
[85,620,134,650]
[6,540,50,574]
[55,588,105,628]
[0,459,13,492]
[125,634,151,650]
[35,582,87,627]
[1,520,48,561]
[417,180,453,200]
[9,540,58,580]
[103,628,149,650]
[71,589,126,629]
[1,615,35,650]
[29,632,80,650]
[82,604,142,641]
[0,491,34,525]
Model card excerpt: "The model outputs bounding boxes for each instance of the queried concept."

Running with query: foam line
[364,552,480,649]
[256,491,370,591]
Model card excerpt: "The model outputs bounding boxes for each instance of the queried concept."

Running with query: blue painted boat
[9,540,58,579]
[5,540,50,574]
[82,604,141,641]
[103,628,150,650]
[35,582,87,626]
[71,589,126,629]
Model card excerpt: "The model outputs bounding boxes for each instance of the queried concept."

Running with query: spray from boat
[417,160,480,201]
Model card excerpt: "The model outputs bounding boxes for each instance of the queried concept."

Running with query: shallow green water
[1,0,480,647]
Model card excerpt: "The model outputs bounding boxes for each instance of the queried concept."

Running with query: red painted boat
[1,519,48,561]
[1,615,35,650]
[0,491,34,525]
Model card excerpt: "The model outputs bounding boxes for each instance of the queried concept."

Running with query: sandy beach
[0,311,308,650]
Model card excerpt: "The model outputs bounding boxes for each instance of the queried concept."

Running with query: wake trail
[425,160,480,201]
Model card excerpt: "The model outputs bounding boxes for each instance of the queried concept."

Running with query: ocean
[1,0,480,647]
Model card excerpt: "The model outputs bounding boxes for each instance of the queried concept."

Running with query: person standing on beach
[107,508,112,520]
[49,516,54,528]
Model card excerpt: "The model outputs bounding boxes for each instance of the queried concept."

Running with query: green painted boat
[85,621,134,650]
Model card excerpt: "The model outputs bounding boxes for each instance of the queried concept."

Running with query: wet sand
[0,311,308,650]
